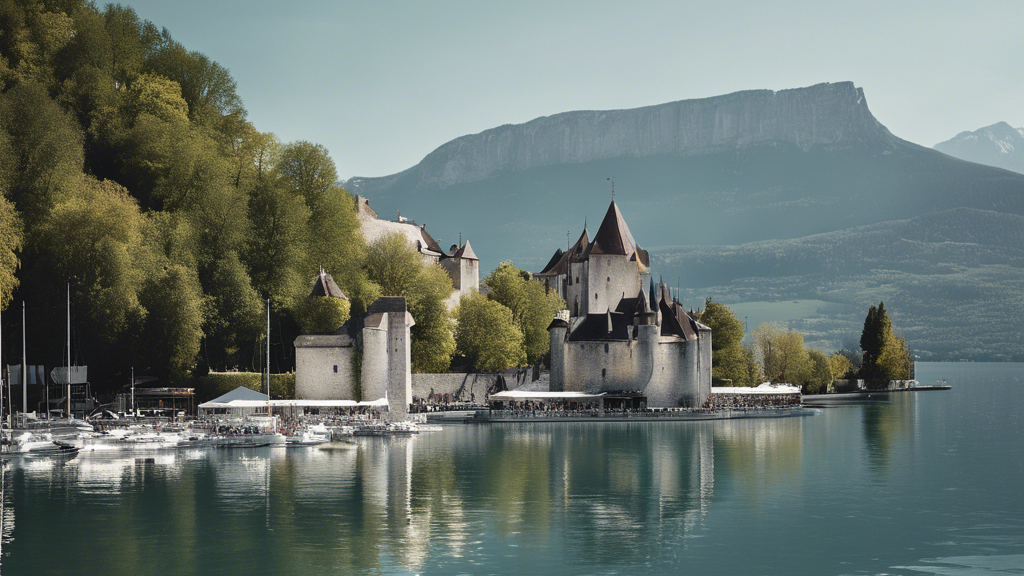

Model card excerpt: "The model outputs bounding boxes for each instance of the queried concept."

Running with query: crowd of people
[705,393,801,410]
[409,390,486,413]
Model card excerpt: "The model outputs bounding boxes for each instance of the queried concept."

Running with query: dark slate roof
[537,227,589,275]
[614,296,639,314]
[366,296,407,314]
[452,241,478,261]
[568,311,633,341]
[442,240,479,261]
[418,226,445,255]
[547,317,569,330]
[309,270,348,299]
[589,200,637,256]
[568,228,590,262]
[537,248,565,275]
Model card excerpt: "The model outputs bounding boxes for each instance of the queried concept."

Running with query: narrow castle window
[333,365,338,373]
[595,292,598,300]
[602,368,606,378]
[604,344,609,353]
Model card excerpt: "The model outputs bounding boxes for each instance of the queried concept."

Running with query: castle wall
[566,260,589,317]
[548,325,566,391]
[361,318,389,402]
[386,309,413,418]
[644,337,701,407]
[410,371,545,400]
[697,329,712,406]
[562,339,644,392]
[586,255,642,316]
[294,335,357,400]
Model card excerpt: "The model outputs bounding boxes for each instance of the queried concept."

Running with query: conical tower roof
[309,269,348,299]
[589,200,637,256]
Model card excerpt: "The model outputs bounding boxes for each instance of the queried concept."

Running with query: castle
[536,200,712,408]
[355,195,478,308]
[294,198,480,416]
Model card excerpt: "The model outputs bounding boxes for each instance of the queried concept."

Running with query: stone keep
[294,291,415,419]
[540,200,712,408]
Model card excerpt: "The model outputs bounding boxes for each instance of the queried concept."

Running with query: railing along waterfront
[482,406,804,420]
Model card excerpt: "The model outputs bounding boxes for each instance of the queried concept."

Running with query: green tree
[245,176,310,308]
[364,233,454,371]
[0,196,22,310]
[828,353,853,381]
[365,232,421,297]
[859,302,912,385]
[407,265,455,372]
[0,1,75,89]
[0,81,84,226]
[138,263,204,381]
[753,322,811,384]
[29,176,148,373]
[877,334,913,381]
[455,293,525,372]
[123,73,189,126]
[484,262,565,365]
[699,298,756,385]
[200,250,263,369]
[292,294,351,335]
[805,349,832,394]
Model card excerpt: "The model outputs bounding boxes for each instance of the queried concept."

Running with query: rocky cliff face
[348,82,895,192]
[934,122,1024,175]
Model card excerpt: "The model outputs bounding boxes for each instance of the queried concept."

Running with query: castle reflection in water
[1,417,817,574]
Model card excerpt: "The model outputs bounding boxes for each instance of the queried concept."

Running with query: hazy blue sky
[120,0,1022,179]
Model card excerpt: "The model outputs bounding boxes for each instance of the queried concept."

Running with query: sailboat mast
[265,298,270,404]
[66,284,71,418]
[131,367,135,417]
[1,308,4,428]
[21,301,26,418]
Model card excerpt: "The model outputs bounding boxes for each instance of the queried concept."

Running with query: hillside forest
[0,2,470,398]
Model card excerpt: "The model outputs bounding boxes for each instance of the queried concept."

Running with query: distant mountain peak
[347,81,895,193]
[935,122,1024,173]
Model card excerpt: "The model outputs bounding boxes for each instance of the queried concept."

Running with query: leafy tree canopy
[455,293,525,372]
[484,262,564,365]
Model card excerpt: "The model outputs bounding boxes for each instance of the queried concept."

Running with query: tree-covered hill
[0,1,377,390]
[655,208,1024,361]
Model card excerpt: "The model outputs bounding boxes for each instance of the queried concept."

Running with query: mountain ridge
[347,81,896,194]
[340,82,1024,359]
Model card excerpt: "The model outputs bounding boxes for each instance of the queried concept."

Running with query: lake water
[2,362,1022,575]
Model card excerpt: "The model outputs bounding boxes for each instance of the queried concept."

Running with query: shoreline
[461,407,815,424]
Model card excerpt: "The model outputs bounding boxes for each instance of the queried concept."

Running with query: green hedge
[194,372,296,403]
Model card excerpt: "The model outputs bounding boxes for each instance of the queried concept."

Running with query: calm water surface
[2,362,1022,575]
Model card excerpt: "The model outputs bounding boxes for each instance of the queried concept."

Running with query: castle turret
[547,310,569,391]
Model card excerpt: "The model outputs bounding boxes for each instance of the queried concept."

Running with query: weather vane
[607,177,615,200]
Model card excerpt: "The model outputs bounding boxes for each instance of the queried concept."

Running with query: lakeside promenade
[468,407,814,423]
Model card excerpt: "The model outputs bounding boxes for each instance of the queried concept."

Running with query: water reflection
[1,417,813,575]
[862,393,916,472]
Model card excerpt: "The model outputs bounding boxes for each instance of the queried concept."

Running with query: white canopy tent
[198,387,388,418]
[710,383,801,395]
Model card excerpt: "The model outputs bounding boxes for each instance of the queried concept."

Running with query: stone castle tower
[539,200,711,408]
